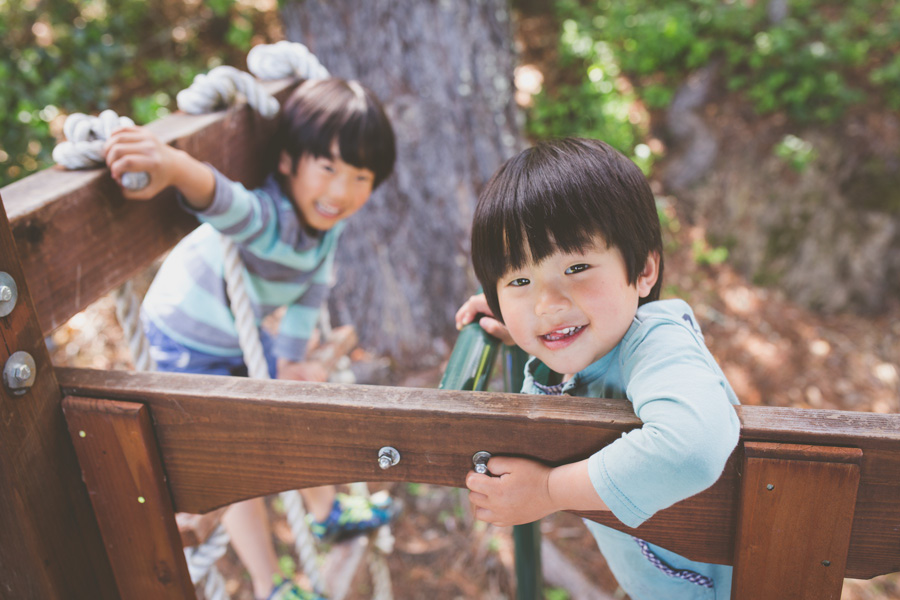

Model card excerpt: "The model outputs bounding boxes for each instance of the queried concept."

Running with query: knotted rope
[176,65,280,119]
[247,40,330,81]
[52,110,149,191]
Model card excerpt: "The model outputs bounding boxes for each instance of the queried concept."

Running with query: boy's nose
[328,175,349,202]
[534,286,569,315]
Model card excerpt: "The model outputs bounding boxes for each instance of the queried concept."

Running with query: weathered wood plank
[731,442,861,599]
[0,204,117,598]
[1,79,299,335]
[56,367,900,579]
[62,396,195,599]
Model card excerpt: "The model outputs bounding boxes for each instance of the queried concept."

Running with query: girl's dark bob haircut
[473,137,664,322]
[279,78,396,188]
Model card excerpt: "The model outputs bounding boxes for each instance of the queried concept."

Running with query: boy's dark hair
[279,78,396,188]
[473,137,664,322]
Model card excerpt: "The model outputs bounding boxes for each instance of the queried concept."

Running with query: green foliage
[1,0,269,187]
[525,0,900,161]
[692,238,729,267]
[544,587,571,600]
[774,134,818,172]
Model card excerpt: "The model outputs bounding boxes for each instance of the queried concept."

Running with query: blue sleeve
[182,167,283,254]
[587,321,740,528]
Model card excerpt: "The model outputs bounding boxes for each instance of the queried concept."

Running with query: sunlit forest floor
[49,182,900,598]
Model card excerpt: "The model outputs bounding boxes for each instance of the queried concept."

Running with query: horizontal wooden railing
[57,367,900,580]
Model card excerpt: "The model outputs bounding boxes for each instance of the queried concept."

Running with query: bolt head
[14,364,32,382]
[0,286,11,302]
[378,456,392,470]
[475,464,487,475]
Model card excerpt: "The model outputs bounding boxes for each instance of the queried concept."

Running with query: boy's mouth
[540,325,585,343]
[314,201,342,218]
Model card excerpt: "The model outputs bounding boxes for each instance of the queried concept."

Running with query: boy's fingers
[465,470,496,494]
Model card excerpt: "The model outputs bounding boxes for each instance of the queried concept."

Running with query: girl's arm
[104,126,215,210]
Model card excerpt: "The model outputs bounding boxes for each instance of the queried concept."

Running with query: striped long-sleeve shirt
[142,167,344,362]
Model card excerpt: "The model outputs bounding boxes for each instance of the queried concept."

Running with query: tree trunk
[280,0,523,370]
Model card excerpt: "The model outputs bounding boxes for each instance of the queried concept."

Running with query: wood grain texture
[56,367,900,579]
[732,442,862,599]
[0,203,118,598]
[62,396,195,599]
[1,79,298,336]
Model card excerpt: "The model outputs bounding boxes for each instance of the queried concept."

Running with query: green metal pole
[440,324,543,600]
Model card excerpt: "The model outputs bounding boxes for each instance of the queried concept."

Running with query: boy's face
[279,142,375,231]
[496,236,659,378]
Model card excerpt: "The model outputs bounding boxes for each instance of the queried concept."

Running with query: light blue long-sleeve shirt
[142,168,343,362]
[522,298,740,599]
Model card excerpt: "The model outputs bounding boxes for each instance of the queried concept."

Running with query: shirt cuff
[177,165,234,217]
[588,449,653,529]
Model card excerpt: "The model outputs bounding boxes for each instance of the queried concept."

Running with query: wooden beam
[1,79,299,336]
[56,367,900,579]
[62,396,195,599]
[732,442,862,599]
[0,204,117,597]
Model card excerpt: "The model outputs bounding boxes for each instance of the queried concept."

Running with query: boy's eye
[508,278,530,287]
[565,263,590,275]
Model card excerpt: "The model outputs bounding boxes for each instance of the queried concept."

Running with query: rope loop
[247,41,330,81]
[52,109,149,190]
[176,65,280,119]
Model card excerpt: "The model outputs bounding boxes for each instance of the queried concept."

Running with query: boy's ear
[278,151,294,176]
[636,251,661,298]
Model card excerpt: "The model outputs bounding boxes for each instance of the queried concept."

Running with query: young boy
[456,137,740,599]
[104,78,397,600]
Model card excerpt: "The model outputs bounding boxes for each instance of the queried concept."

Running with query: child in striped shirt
[105,78,397,600]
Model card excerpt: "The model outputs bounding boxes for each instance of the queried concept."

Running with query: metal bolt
[3,351,36,395]
[473,451,492,474]
[377,446,400,470]
[822,560,831,567]
[13,364,32,382]
[766,484,775,491]
[0,272,17,317]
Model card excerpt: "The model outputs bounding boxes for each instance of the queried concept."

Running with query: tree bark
[280,0,524,370]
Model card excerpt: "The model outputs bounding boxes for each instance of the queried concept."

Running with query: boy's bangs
[499,169,610,274]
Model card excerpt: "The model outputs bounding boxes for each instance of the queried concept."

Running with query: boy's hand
[277,358,329,382]
[104,126,215,209]
[455,293,515,346]
[465,456,556,527]
[103,126,178,200]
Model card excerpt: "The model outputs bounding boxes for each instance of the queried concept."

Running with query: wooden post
[62,396,195,599]
[0,198,118,598]
[732,442,862,599]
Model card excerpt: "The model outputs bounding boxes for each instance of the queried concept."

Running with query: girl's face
[496,235,659,379]
[279,141,375,231]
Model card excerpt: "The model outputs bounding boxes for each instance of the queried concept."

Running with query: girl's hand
[465,456,556,527]
[454,293,515,346]
[277,358,329,382]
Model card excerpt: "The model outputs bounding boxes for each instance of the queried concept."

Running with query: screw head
[4,351,36,394]
[822,560,831,567]
[0,272,17,317]
[377,446,400,470]
[14,364,32,382]
[766,484,775,491]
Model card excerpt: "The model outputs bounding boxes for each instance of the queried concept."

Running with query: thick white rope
[247,41,330,81]
[184,524,231,600]
[221,235,326,594]
[52,109,149,191]
[348,483,394,600]
[114,281,156,372]
[177,65,280,119]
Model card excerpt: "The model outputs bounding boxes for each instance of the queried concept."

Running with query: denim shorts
[143,317,277,378]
